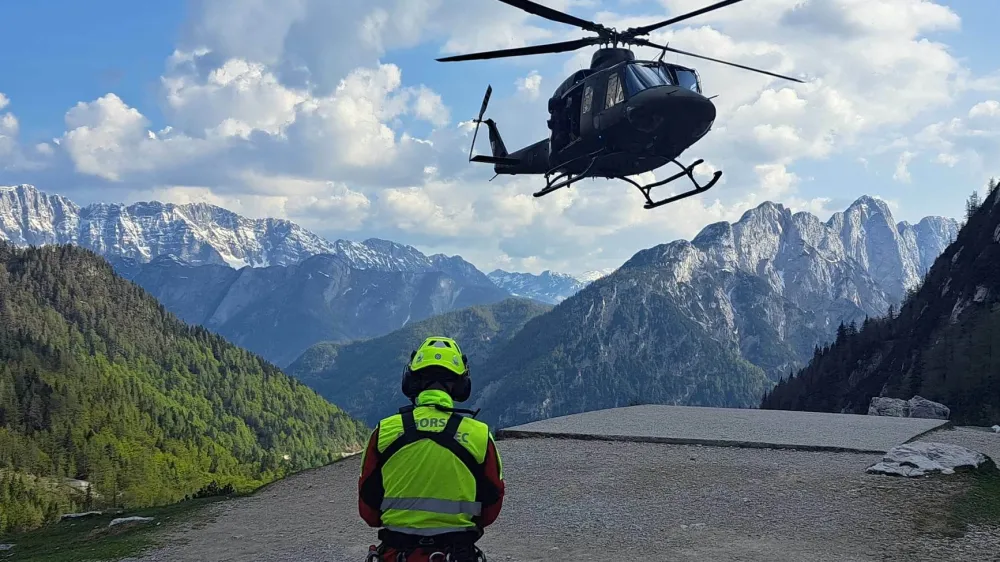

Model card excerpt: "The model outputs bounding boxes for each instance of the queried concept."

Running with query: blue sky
[1,0,998,273]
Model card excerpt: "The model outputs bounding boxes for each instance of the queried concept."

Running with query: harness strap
[376,408,502,511]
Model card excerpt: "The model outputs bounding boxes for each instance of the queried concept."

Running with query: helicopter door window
[605,73,623,108]
[582,85,593,114]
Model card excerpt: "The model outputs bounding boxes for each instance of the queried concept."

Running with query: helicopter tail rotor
[468,85,493,162]
[467,85,520,167]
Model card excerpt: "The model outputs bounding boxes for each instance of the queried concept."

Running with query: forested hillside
[761,180,1000,425]
[287,298,551,425]
[0,243,368,534]
[470,269,773,428]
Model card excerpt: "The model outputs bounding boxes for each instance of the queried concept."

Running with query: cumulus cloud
[897,100,1000,182]
[893,151,915,183]
[3,0,997,274]
[0,93,18,157]
[516,71,543,100]
[969,100,1000,119]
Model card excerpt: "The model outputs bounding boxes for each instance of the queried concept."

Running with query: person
[359,336,505,562]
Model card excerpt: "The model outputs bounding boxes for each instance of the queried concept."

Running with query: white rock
[992,425,1000,433]
[60,511,102,520]
[867,442,991,477]
[109,516,154,527]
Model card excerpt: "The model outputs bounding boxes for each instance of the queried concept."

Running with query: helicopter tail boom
[468,85,511,160]
[467,84,524,170]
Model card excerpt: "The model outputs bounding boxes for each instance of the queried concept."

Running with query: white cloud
[62,94,219,181]
[162,57,307,138]
[0,113,16,138]
[899,101,1000,182]
[893,151,915,183]
[969,100,1000,119]
[516,71,543,100]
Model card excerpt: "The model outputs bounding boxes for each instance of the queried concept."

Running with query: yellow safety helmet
[401,336,471,402]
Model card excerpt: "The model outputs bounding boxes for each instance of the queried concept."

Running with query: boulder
[868,397,909,417]
[867,442,993,477]
[992,425,999,433]
[907,396,950,420]
[867,396,950,420]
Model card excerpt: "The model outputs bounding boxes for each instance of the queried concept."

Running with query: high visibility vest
[373,402,500,536]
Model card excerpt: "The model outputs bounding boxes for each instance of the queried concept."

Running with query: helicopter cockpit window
[605,73,624,108]
[674,69,701,93]
[625,63,673,95]
[582,85,593,114]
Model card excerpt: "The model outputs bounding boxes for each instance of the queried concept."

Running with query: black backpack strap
[426,415,500,506]
[378,410,502,507]
[378,409,419,464]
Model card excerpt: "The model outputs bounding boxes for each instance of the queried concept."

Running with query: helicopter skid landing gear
[533,150,604,198]
[619,158,722,210]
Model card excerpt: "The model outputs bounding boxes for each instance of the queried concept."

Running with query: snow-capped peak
[0,185,491,282]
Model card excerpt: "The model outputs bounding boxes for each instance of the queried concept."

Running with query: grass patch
[952,469,1000,528]
[0,496,227,562]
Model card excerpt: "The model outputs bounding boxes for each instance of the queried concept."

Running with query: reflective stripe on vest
[383,526,475,536]
[381,497,483,516]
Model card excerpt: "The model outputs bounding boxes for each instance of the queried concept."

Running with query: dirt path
[122,429,999,562]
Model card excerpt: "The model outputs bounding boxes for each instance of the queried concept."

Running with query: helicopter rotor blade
[635,39,805,83]
[437,37,601,62]
[625,0,746,38]
[496,0,606,33]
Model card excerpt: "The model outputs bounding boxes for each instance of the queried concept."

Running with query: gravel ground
[501,405,948,453]
[121,432,1000,562]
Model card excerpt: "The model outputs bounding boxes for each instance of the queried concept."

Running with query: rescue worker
[359,336,505,562]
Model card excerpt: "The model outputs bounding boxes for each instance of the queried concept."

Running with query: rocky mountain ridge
[761,182,1000,425]
[605,196,958,378]
[464,196,958,427]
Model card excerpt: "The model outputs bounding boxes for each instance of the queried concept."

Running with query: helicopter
[437,0,805,209]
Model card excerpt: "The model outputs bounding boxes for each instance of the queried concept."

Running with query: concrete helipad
[496,405,950,453]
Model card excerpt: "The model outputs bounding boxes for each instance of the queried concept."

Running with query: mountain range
[111,253,511,366]
[287,195,960,427]
[486,268,616,304]
[762,182,999,425]
[1,184,960,421]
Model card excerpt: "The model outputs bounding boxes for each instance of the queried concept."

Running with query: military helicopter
[438,0,805,209]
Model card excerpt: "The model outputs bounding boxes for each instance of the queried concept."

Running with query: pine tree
[966,190,982,220]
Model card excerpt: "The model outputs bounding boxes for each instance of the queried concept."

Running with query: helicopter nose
[627,88,716,138]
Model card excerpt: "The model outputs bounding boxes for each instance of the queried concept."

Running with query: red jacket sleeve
[478,435,505,527]
[358,425,383,527]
